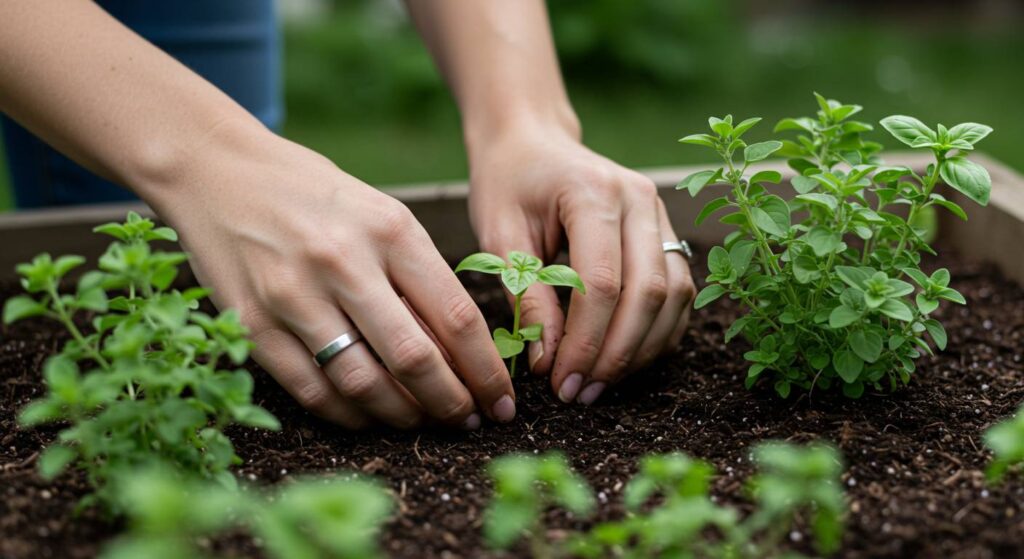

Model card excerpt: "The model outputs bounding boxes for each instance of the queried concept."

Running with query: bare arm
[407,1,697,405]
[0,0,516,430]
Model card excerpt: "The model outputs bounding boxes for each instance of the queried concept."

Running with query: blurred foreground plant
[985,405,1024,482]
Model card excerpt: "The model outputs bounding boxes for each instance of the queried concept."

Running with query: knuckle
[294,381,335,416]
[436,396,475,424]
[443,295,484,338]
[335,366,381,403]
[606,351,633,374]
[518,295,547,322]
[632,177,659,199]
[586,263,622,303]
[638,272,669,308]
[372,201,416,242]
[390,334,436,377]
[678,277,697,305]
[571,333,605,358]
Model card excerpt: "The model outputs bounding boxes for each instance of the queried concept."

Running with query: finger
[667,304,694,353]
[389,238,517,423]
[632,201,696,371]
[339,276,482,428]
[481,218,564,376]
[248,325,371,430]
[584,183,668,399]
[278,301,428,430]
[550,197,623,404]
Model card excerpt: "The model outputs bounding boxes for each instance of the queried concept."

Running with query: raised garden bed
[2,155,1023,558]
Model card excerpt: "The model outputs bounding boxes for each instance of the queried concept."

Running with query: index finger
[550,204,623,402]
[389,241,517,423]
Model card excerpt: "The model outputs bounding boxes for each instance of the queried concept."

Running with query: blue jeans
[1,0,282,208]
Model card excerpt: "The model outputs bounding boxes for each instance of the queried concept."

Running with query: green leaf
[774,380,791,398]
[694,284,727,309]
[677,169,720,197]
[916,294,939,315]
[53,255,86,278]
[92,223,129,240]
[501,268,538,296]
[873,166,912,184]
[749,170,782,185]
[804,227,841,257]
[729,241,757,277]
[234,405,281,430]
[849,330,883,363]
[930,197,968,220]
[678,133,716,147]
[455,252,506,275]
[813,92,833,118]
[493,328,525,359]
[751,196,790,236]
[731,117,762,138]
[145,226,179,242]
[695,196,731,226]
[880,115,935,147]
[829,305,861,329]
[924,319,948,350]
[947,122,992,146]
[3,295,47,324]
[940,157,991,206]
[537,265,586,293]
[38,445,76,480]
[518,323,543,342]
[790,175,818,194]
[76,287,109,313]
[878,299,914,322]
[842,382,865,398]
[744,141,783,163]
[835,266,872,289]
[833,350,864,383]
[796,193,838,213]
[709,116,732,137]
[707,246,731,276]
[793,253,819,284]
[774,117,815,133]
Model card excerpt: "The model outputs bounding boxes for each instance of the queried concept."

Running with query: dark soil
[2,247,1023,559]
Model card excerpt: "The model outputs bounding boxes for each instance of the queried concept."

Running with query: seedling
[679,94,990,397]
[483,451,594,558]
[572,442,845,559]
[455,252,585,376]
[3,212,279,508]
[984,405,1024,482]
[100,466,392,559]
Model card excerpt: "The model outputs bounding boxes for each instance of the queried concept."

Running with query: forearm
[404,0,580,158]
[0,0,267,209]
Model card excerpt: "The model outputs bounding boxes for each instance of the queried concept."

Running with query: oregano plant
[2,212,279,508]
[679,94,991,398]
[984,405,1024,482]
[455,251,585,376]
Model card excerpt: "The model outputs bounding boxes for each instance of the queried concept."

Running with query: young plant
[679,94,991,398]
[984,405,1024,482]
[484,451,595,558]
[572,442,845,559]
[2,212,279,508]
[455,251,585,376]
[99,466,392,559]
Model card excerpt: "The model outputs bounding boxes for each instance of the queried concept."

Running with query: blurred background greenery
[1,0,1021,211]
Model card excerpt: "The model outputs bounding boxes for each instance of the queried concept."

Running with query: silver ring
[313,331,363,367]
[662,240,693,260]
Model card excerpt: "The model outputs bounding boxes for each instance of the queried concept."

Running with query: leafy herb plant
[455,252,585,376]
[984,405,1024,482]
[679,94,991,397]
[100,466,391,559]
[3,212,279,507]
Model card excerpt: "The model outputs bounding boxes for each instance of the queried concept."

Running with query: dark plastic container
[1,0,282,208]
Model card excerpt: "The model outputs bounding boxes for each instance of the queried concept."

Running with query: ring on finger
[662,240,693,260]
[314,330,364,367]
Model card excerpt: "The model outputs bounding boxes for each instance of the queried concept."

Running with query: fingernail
[492,395,516,423]
[558,373,583,404]
[528,342,544,371]
[578,382,606,406]
[461,413,481,431]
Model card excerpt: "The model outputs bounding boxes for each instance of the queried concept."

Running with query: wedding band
[314,331,363,367]
[662,241,693,260]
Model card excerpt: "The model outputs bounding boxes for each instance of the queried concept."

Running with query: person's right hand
[145,123,515,430]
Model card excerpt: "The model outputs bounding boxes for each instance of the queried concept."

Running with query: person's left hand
[466,128,696,406]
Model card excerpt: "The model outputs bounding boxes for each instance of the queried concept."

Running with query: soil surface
[2,247,1023,559]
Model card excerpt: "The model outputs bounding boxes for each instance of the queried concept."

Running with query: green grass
[2,21,1021,211]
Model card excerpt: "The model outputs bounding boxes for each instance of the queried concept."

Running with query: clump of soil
[1,247,1022,559]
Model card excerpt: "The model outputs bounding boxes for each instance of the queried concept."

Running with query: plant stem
[509,293,522,378]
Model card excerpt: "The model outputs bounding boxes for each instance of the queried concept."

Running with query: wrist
[463,103,582,167]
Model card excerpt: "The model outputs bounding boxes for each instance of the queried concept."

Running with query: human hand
[466,129,696,405]
[146,125,515,430]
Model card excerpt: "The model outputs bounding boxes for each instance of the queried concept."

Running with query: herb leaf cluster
[3,212,280,506]
[680,94,991,398]
[455,251,585,376]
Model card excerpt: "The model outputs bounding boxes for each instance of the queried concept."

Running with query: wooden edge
[1,152,1021,284]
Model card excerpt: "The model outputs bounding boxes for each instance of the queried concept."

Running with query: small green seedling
[455,251,585,376]
[984,405,1024,482]
[679,94,990,398]
[571,442,845,559]
[3,212,279,508]
[484,451,595,557]
[100,466,392,559]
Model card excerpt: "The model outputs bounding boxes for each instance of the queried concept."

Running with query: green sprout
[484,452,595,558]
[99,466,392,559]
[455,251,585,376]
[2,212,279,508]
[984,405,1024,482]
[679,94,991,398]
